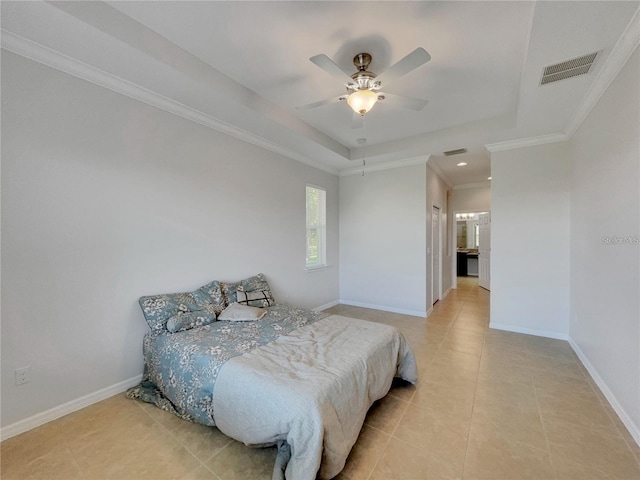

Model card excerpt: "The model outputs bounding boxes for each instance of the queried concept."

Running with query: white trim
[426,305,434,317]
[304,265,331,273]
[0,30,339,176]
[426,159,454,189]
[313,300,340,312]
[441,287,452,300]
[569,338,640,447]
[339,299,426,318]
[485,132,568,153]
[339,156,429,177]
[489,322,569,341]
[0,374,143,441]
[565,6,640,137]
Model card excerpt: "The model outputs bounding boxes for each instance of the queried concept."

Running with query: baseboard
[489,322,570,341]
[441,287,452,300]
[0,374,143,442]
[339,299,426,318]
[314,300,340,312]
[569,338,640,447]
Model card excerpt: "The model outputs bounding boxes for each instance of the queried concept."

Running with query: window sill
[305,265,331,273]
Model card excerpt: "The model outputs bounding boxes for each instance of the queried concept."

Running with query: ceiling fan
[297,48,431,121]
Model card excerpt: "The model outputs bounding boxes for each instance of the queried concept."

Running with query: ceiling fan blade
[351,112,364,130]
[309,54,355,85]
[296,95,347,110]
[379,92,428,111]
[374,48,431,88]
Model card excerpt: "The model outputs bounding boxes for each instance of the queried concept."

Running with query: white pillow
[218,302,267,321]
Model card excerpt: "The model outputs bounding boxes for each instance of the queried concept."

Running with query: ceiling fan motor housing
[349,53,379,91]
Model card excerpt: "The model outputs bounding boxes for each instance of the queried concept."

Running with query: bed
[128,275,418,480]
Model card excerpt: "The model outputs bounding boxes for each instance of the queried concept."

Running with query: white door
[478,212,491,290]
[432,206,440,304]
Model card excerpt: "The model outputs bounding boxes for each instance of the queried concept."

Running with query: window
[306,185,326,269]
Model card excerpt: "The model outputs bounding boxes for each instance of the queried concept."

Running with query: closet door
[478,212,491,290]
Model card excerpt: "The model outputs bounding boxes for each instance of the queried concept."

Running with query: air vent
[443,148,467,156]
[540,52,598,85]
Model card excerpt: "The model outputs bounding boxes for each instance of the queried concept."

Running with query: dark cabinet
[457,251,468,276]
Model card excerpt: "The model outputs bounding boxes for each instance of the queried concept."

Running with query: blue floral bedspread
[127,304,328,425]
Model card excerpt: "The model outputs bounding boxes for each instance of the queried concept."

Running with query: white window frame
[305,185,327,270]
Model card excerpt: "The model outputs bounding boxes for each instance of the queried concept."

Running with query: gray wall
[1,52,339,428]
[490,141,571,337]
[339,162,429,316]
[569,47,639,441]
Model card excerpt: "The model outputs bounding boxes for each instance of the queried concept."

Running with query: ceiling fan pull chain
[358,128,367,176]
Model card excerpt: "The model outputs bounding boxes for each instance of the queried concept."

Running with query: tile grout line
[531,371,560,480]
[457,285,486,480]
[136,399,227,479]
[366,281,476,479]
[364,398,413,480]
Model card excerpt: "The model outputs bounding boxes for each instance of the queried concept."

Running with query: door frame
[431,205,442,305]
[451,209,490,290]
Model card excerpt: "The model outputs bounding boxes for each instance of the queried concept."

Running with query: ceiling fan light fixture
[347,90,378,116]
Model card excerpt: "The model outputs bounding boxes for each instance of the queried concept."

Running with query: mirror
[457,220,479,249]
[456,212,485,250]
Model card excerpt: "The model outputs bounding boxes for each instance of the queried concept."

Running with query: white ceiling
[2,1,639,185]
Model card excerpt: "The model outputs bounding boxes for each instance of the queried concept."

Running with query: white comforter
[211,314,418,480]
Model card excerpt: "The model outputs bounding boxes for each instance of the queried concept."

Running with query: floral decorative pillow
[139,280,224,334]
[138,292,200,334]
[220,281,241,307]
[166,311,216,333]
[194,280,225,316]
[239,273,271,293]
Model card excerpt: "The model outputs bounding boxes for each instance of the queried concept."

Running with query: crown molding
[1,29,340,176]
[564,5,640,137]
[339,155,429,177]
[426,159,454,189]
[485,132,568,153]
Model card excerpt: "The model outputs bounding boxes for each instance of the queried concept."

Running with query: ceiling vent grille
[540,52,598,85]
[443,148,467,156]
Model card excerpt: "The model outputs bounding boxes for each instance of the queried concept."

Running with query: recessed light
[488,176,492,180]
[457,162,468,167]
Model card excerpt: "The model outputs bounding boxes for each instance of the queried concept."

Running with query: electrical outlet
[15,365,31,386]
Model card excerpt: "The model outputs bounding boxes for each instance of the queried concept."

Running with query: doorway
[453,210,491,291]
[432,205,441,305]
[478,212,491,290]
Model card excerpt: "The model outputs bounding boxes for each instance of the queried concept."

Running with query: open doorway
[432,205,441,305]
[478,212,491,290]
[452,210,490,291]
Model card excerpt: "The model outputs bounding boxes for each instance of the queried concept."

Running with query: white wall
[339,162,427,316]
[1,53,339,430]
[490,142,570,337]
[451,184,491,213]
[426,164,453,305]
[569,47,639,441]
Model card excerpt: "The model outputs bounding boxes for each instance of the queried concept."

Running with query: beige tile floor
[2,277,639,479]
